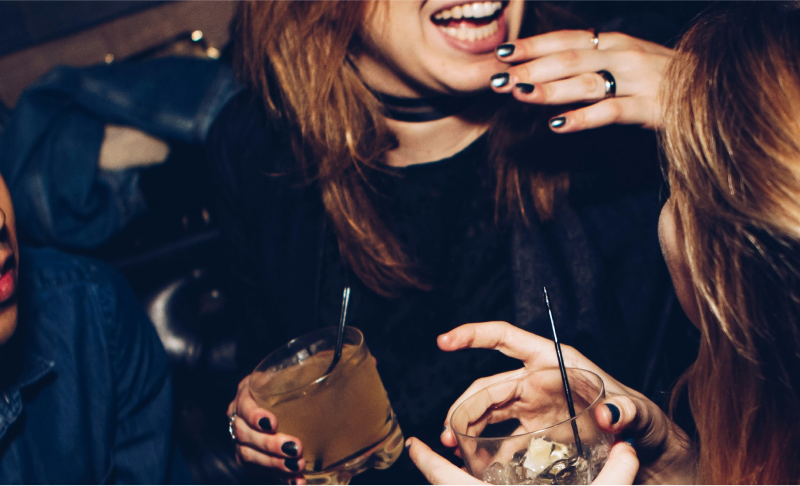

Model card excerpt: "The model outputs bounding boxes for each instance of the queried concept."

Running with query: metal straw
[543,286,584,457]
[326,286,351,375]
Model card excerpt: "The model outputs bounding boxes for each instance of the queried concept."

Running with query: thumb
[406,437,483,485]
[592,441,638,485]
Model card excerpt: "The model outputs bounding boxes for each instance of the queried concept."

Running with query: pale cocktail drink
[250,327,403,484]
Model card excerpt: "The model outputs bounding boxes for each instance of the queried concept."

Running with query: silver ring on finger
[597,70,616,99]
[589,28,599,50]
[229,412,238,442]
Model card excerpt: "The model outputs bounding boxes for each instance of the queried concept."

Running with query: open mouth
[431,1,507,42]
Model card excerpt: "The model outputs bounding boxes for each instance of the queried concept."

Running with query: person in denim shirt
[0,169,189,482]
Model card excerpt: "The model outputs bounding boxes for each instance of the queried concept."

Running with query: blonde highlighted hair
[661,3,800,483]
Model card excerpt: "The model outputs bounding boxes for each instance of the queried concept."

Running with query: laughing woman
[209,1,682,483]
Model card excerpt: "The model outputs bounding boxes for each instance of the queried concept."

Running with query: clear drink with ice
[451,368,612,485]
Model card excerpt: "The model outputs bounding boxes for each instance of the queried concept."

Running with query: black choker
[371,90,471,122]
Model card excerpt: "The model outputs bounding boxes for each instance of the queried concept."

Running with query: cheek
[659,203,702,328]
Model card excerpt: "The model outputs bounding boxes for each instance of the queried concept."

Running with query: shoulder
[19,246,151,346]
[20,246,124,292]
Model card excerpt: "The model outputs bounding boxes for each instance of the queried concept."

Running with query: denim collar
[0,349,55,441]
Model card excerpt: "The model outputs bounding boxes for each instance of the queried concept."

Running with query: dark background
[0,1,161,57]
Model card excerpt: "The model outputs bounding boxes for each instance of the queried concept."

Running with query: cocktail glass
[249,326,404,484]
[451,368,612,485]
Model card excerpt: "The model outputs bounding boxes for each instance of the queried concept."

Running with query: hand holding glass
[249,327,404,484]
[450,368,612,485]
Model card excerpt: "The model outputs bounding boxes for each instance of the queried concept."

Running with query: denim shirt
[0,58,241,249]
[0,246,187,484]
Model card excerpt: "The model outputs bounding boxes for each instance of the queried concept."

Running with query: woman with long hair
[409,3,800,484]
[213,1,683,483]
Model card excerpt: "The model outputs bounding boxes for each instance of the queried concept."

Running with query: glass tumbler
[249,326,404,484]
[451,368,612,485]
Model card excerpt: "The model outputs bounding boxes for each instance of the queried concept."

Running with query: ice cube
[523,438,555,473]
[549,442,570,462]
[509,464,531,484]
[483,462,507,485]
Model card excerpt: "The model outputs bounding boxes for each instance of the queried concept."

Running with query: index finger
[438,322,624,393]
[237,381,278,433]
[437,321,557,364]
[497,29,597,62]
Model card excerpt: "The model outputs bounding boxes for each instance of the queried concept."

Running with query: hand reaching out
[407,322,697,485]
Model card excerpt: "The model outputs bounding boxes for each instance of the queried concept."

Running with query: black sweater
[206,91,694,484]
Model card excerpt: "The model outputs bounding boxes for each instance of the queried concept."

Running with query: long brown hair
[661,3,800,483]
[236,1,573,297]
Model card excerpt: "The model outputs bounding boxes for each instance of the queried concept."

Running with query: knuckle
[561,343,577,356]
[604,32,628,46]
[569,111,586,130]
[238,446,255,463]
[233,418,247,439]
[539,82,555,101]
[579,73,602,95]
[556,49,581,69]
[605,100,623,122]
[265,437,280,454]
[620,50,646,68]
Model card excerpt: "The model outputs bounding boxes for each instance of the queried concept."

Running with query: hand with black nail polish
[492,28,673,133]
[227,374,306,480]
[436,322,697,484]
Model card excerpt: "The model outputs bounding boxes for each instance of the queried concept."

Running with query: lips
[430,1,509,54]
[0,250,17,305]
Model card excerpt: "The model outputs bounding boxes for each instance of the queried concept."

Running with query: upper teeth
[434,1,503,21]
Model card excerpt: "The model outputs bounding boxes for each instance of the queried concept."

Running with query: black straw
[543,287,584,456]
[326,286,351,375]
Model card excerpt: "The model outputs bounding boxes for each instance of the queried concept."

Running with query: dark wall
[568,1,714,45]
[0,1,162,57]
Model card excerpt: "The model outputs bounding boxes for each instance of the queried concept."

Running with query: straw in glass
[543,286,584,457]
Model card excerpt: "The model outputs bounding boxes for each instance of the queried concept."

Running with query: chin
[432,57,506,95]
[0,305,18,346]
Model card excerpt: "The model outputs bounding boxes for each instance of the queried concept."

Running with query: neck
[383,95,493,168]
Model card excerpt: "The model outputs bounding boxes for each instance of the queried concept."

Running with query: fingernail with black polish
[550,116,567,128]
[490,73,510,88]
[515,83,534,94]
[282,441,298,457]
[496,43,515,57]
[606,403,620,424]
[404,439,412,453]
[285,458,300,472]
[441,426,448,434]
[624,437,635,448]
[258,417,272,432]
